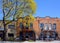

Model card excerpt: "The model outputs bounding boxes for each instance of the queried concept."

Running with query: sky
[34,0,60,17]
[0,0,60,20]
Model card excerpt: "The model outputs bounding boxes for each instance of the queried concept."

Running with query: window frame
[8,24,15,29]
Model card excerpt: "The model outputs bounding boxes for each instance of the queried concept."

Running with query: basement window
[8,33,14,37]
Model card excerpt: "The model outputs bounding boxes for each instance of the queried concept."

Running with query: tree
[3,0,36,21]
[2,0,36,40]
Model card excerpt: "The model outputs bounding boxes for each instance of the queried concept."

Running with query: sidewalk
[0,41,60,43]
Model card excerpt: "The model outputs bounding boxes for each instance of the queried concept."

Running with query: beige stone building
[5,21,16,40]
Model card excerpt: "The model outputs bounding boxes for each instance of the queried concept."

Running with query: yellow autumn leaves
[16,0,36,27]
[29,0,36,14]
[15,0,36,19]
[17,14,35,27]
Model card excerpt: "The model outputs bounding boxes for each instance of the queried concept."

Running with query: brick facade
[33,16,60,38]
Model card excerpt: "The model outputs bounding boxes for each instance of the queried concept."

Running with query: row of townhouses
[0,16,60,41]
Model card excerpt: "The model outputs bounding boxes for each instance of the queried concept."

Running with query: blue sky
[34,0,60,17]
[0,0,60,20]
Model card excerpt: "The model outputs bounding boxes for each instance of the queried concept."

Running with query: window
[8,33,14,37]
[52,32,56,38]
[53,23,56,30]
[40,23,44,30]
[44,23,52,30]
[0,26,4,31]
[29,31,33,37]
[19,32,23,40]
[20,23,23,29]
[49,23,52,30]
[8,25,15,29]
[26,23,29,29]
[26,32,29,36]
[0,33,3,37]
[0,28,4,31]
[20,32,23,36]
[30,23,33,29]
[44,23,49,30]
[44,32,50,40]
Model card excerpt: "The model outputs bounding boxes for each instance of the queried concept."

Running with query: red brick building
[33,16,60,39]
